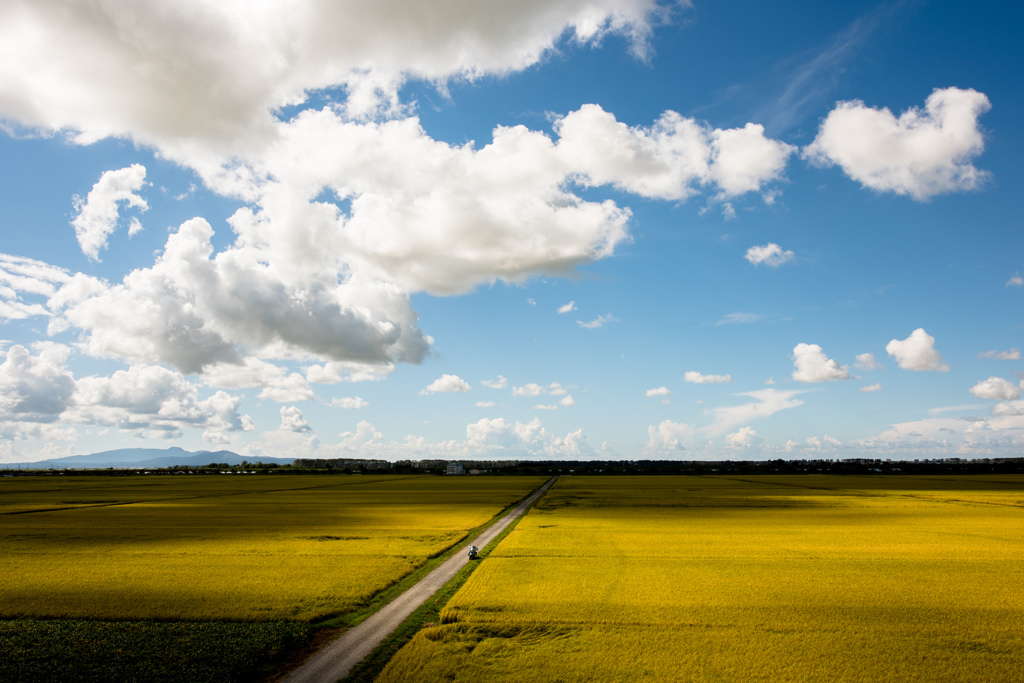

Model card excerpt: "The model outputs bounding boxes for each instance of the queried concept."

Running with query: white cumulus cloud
[684,371,731,384]
[71,164,148,261]
[854,352,882,370]
[279,406,312,433]
[645,386,672,397]
[645,419,694,452]
[791,343,850,383]
[803,87,991,200]
[969,377,1020,401]
[421,374,472,394]
[725,426,761,448]
[744,243,794,267]
[860,383,883,393]
[557,301,578,314]
[886,328,949,372]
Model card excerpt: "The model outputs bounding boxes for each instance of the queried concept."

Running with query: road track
[283,476,557,683]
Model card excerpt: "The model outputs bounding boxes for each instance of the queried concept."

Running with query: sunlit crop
[0,474,543,622]
[380,475,1024,682]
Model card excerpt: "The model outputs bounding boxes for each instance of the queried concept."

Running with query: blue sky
[0,0,1021,462]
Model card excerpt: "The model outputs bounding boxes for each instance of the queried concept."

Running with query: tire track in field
[282,476,559,683]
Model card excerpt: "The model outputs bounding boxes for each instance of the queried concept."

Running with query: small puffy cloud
[527,298,537,306]
[577,314,616,329]
[886,328,949,372]
[969,377,1020,401]
[557,301,577,314]
[331,397,368,410]
[716,312,763,326]
[791,343,850,383]
[705,388,805,436]
[1007,275,1023,287]
[279,406,312,433]
[534,404,558,411]
[725,426,761,448]
[512,382,566,397]
[559,394,575,407]
[823,434,842,447]
[513,383,545,397]
[854,353,882,370]
[421,374,472,395]
[803,88,991,200]
[475,401,495,408]
[860,383,883,393]
[480,375,508,389]
[71,165,148,261]
[645,386,672,397]
[978,348,1020,360]
[646,420,694,452]
[684,371,732,384]
[744,243,794,267]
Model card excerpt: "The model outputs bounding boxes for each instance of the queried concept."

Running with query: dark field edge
[0,619,310,683]
[336,478,555,683]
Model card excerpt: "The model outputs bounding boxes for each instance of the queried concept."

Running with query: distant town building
[446,462,465,475]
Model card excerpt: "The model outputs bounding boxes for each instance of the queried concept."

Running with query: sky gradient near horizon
[0,0,1021,462]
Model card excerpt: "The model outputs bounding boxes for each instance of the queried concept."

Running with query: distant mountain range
[1,447,295,470]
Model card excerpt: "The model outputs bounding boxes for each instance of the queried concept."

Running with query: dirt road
[282,477,557,683]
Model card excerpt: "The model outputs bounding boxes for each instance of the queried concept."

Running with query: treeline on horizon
[6,456,1024,477]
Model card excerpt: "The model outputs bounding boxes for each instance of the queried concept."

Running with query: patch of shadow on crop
[944,639,1014,656]
[304,535,371,541]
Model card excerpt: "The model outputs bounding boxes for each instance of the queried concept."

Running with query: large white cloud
[968,377,1020,401]
[791,343,850,383]
[48,217,430,374]
[0,0,670,156]
[886,328,949,372]
[555,106,794,201]
[0,343,76,423]
[72,364,254,441]
[0,343,253,443]
[202,357,315,402]
[803,87,991,200]
[71,164,148,261]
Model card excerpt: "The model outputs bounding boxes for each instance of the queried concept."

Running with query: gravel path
[282,477,557,683]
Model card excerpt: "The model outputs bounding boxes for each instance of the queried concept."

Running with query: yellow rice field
[379,475,1024,682]
[0,474,543,622]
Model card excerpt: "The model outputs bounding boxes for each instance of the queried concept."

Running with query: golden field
[0,474,543,622]
[379,475,1024,682]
